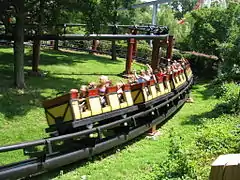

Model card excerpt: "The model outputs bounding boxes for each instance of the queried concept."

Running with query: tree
[13,0,25,88]
[170,0,197,19]
[1,0,139,87]
[0,5,14,36]
[157,5,192,44]
[78,0,137,60]
[189,2,240,79]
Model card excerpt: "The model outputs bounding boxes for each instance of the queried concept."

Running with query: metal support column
[125,38,135,74]
[166,35,174,60]
[150,3,158,46]
[152,3,158,26]
[111,25,118,60]
[63,24,66,46]
[151,39,161,71]
[132,28,138,59]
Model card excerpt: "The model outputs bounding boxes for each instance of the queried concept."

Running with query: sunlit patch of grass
[0,47,143,165]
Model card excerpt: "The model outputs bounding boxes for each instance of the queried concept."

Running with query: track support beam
[125,38,135,74]
[151,38,161,71]
[167,35,174,60]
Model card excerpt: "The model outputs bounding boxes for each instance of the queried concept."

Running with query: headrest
[157,76,163,83]
[123,84,131,91]
[106,86,118,94]
[88,89,99,97]
[164,74,170,81]
[70,89,79,99]
[147,79,155,86]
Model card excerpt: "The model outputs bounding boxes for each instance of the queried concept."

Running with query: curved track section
[0,77,193,180]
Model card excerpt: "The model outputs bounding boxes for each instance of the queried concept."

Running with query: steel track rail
[0,34,169,41]
[0,77,193,180]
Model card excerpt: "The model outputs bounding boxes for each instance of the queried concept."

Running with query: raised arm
[133,69,139,79]
[146,64,153,73]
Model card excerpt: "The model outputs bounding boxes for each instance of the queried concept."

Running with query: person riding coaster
[98,76,108,107]
[79,85,88,112]
[77,61,189,113]
[98,75,112,107]
[116,82,124,103]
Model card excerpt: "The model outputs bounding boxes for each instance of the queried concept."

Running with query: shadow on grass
[183,80,239,125]
[182,101,237,125]
[190,80,215,100]
[0,69,85,119]
[29,104,186,180]
[30,134,146,180]
[0,47,125,119]
[183,82,220,125]
[0,50,14,66]
[36,49,120,66]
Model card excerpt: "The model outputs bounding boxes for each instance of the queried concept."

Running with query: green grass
[0,47,239,179]
[0,47,144,165]
[35,83,238,180]
[33,83,239,180]
[44,84,219,180]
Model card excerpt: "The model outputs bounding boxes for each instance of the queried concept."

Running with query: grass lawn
[0,47,144,165]
[0,47,239,180]
[31,82,238,180]
[36,83,218,180]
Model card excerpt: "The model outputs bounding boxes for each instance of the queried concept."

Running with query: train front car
[43,84,138,136]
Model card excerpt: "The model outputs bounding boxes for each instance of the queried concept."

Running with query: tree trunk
[54,39,59,50]
[30,0,43,75]
[53,26,59,50]
[14,0,25,88]
[111,40,117,60]
[32,39,40,73]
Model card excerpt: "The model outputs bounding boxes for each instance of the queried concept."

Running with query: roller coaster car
[42,93,73,127]
[43,66,193,136]
[43,84,135,135]
[185,64,193,81]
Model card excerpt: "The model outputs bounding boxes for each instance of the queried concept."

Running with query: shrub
[219,83,240,114]
[153,130,197,180]
[98,40,112,52]
[210,82,240,114]
[192,114,240,178]
[196,117,239,154]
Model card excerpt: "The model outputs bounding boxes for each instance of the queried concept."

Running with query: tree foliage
[158,5,192,43]
[0,0,138,88]
[189,3,240,78]
[170,0,197,19]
